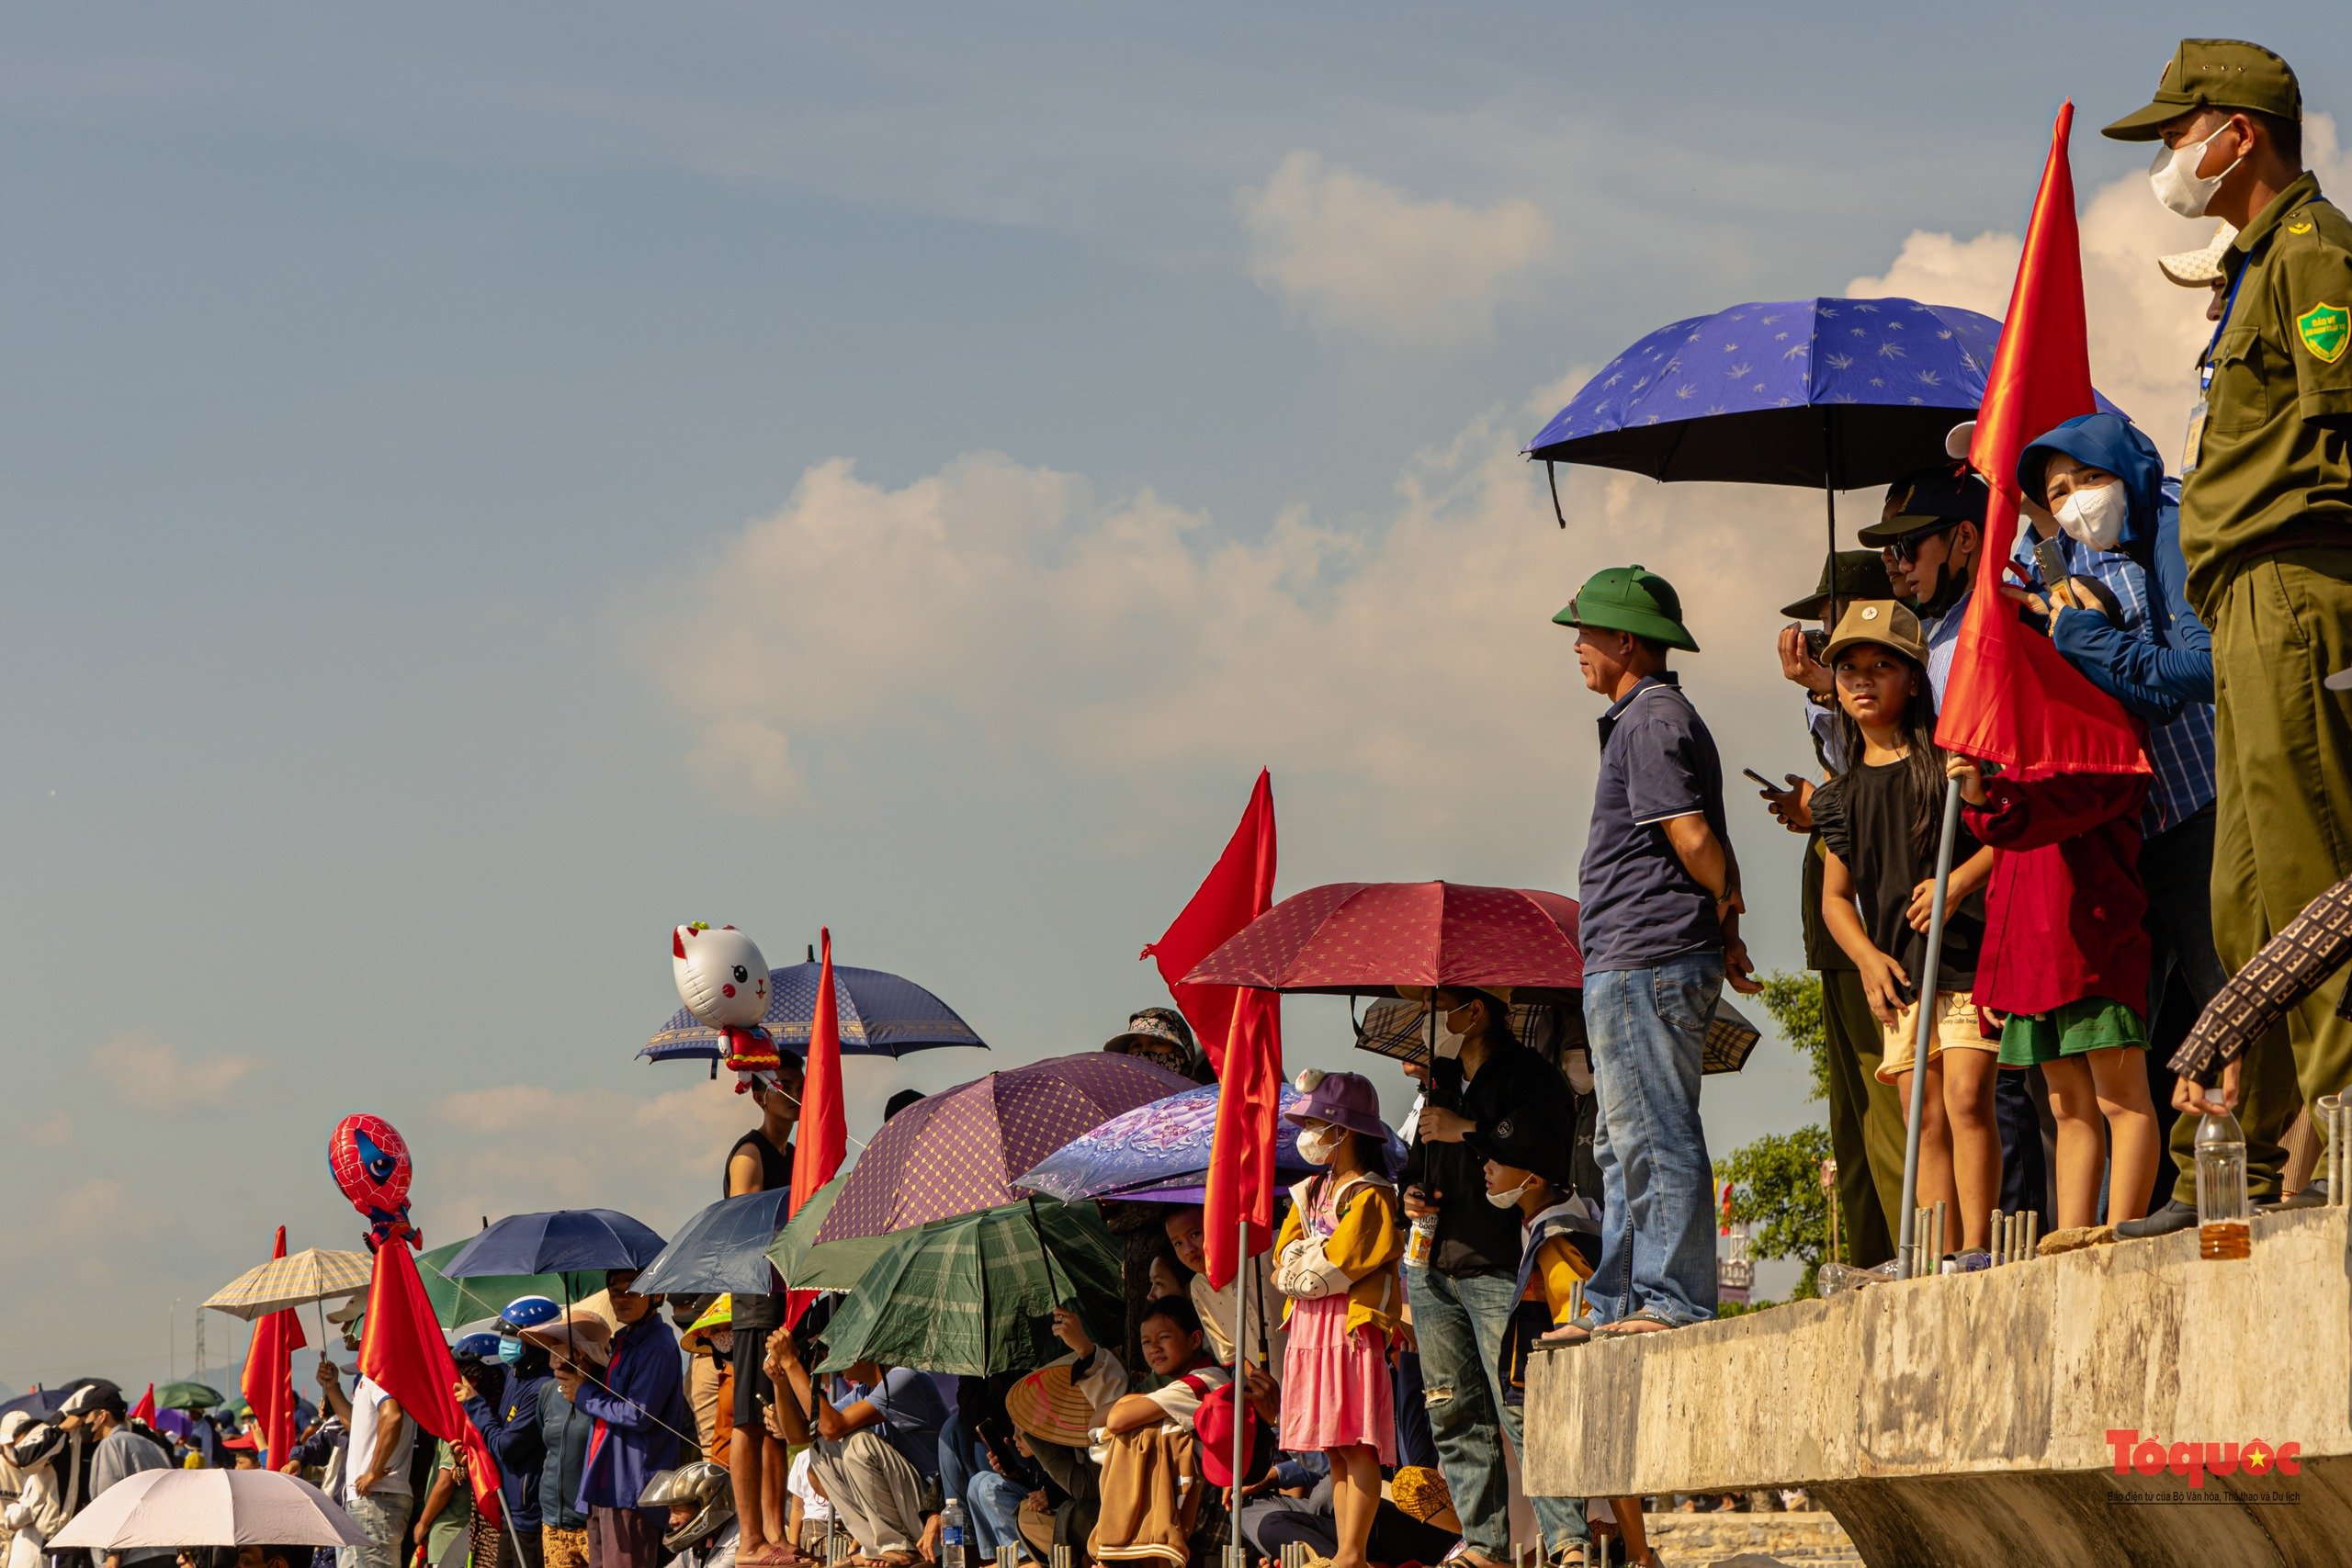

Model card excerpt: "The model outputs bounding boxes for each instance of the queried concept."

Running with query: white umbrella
[51,1470,368,1551]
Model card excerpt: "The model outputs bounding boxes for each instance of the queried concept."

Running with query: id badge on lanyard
[2185,265,2250,479]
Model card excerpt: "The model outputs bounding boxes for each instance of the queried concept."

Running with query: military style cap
[1553,564,1698,652]
[1821,600,1930,671]
[1780,549,1896,621]
[2103,39,2302,142]
[1855,462,1990,545]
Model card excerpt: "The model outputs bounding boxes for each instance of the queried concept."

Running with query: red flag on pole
[785,927,849,1325]
[1935,101,2149,778]
[359,1239,503,1524]
[1148,772,1282,1287]
[239,1226,306,1472]
[130,1383,155,1427]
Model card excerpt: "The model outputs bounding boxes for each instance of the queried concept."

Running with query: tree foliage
[1717,1122,1836,1299]
[1757,969,1829,1104]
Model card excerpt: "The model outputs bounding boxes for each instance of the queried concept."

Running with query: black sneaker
[2114,1198,2198,1238]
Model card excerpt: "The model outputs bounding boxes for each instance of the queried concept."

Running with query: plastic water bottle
[941,1498,967,1568]
[2197,1101,2251,1259]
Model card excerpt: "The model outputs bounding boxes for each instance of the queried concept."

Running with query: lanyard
[2199,260,2252,391]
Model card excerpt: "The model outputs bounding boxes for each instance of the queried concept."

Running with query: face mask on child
[1297,1124,1343,1165]
[1485,1177,1533,1209]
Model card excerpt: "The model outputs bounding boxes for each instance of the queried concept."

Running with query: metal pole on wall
[1229,1209,1248,1568]
[1894,776,1965,1278]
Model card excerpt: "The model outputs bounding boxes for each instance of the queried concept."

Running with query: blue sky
[2,3,2340,1389]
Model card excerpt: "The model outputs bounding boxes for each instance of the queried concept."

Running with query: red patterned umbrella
[1180,881,1582,997]
[810,1052,1194,1245]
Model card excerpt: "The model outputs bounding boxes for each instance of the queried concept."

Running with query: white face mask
[1485,1177,1532,1210]
[1297,1124,1342,1166]
[2055,481,2129,551]
[1431,1009,1470,1059]
[2150,123,2243,219]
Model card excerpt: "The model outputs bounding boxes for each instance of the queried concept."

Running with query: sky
[3,2,2345,1391]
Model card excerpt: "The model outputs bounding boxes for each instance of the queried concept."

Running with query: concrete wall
[1523,1205,2351,1565]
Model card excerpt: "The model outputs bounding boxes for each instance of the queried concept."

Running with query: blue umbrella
[629,1190,792,1298]
[644,958,988,1065]
[438,1209,667,1279]
[1525,296,2123,577]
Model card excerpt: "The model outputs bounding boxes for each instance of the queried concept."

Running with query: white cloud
[96,1031,257,1110]
[1238,151,1554,348]
[1849,115,2350,436]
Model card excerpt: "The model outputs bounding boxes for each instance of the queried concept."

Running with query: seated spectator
[1088,1297,1230,1567]
[1161,1206,1283,1369]
[784,1446,831,1562]
[642,1461,740,1568]
[765,1336,945,1568]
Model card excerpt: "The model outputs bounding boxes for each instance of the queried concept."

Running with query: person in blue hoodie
[2008,411,2300,1235]
[462,1298,559,1568]
[556,1271,689,1568]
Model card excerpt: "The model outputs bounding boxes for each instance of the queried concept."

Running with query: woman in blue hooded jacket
[2007,412,2291,1234]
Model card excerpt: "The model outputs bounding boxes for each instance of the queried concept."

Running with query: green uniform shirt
[2180,172,2352,615]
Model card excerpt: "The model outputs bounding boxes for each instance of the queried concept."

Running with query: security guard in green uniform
[2108,41,2352,1167]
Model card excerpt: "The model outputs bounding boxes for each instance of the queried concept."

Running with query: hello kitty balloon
[673,923,779,1086]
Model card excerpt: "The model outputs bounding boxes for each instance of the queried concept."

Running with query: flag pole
[1894,776,1964,1278]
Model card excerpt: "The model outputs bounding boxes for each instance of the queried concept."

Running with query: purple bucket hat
[1282,1068,1390,1143]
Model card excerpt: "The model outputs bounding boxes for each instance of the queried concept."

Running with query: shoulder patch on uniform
[2297,302,2350,363]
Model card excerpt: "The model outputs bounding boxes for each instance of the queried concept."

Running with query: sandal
[1595,1309,1680,1337]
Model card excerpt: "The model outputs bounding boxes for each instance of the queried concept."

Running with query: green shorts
[1997,998,2147,1066]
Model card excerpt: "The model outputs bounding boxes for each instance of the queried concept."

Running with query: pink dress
[1278,1177,1396,1462]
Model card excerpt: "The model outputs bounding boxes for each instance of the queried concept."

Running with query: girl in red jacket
[1948,754,2159,1229]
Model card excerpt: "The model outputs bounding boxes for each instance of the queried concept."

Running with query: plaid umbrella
[1352,995,1763,1076]
[814,1198,1125,1377]
[1182,881,1582,998]
[202,1249,372,1322]
[810,1052,1193,1245]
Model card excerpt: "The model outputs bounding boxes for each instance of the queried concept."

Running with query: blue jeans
[1406,1266,1587,1555]
[1585,953,1724,1327]
[966,1472,1028,1560]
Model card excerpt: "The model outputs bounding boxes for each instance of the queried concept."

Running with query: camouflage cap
[2103,39,2302,142]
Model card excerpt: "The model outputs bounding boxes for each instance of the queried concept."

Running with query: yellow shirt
[1524,1232,1593,1325]
[1273,1172,1404,1337]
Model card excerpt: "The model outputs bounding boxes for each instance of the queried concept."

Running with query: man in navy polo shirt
[1554,565,1758,1339]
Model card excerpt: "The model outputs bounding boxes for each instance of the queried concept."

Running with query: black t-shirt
[726,1128,794,1330]
[1815,759,1983,992]
[1401,1037,1576,1276]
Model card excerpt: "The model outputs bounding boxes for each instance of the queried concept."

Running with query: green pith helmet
[1553,564,1699,652]
[2102,39,2302,141]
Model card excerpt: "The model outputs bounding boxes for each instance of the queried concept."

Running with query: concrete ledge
[1524,1206,2351,1565]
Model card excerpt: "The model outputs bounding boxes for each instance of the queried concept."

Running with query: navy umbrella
[629,1190,792,1298]
[1526,296,2121,602]
[438,1209,667,1279]
[644,957,988,1066]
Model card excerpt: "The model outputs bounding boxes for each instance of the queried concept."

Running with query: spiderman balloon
[330,1113,419,1251]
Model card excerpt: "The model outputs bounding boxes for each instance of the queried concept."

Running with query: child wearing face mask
[1272,1070,1400,1568]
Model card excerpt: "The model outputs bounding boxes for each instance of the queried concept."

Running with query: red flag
[1143,770,1280,1076]
[785,927,849,1325]
[359,1238,503,1524]
[130,1383,155,1426]
[1936,102,2149,778]
[1150,772,1282,1288]
[239,1226,306,1472]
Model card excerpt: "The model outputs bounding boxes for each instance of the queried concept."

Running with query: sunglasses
[1884,519,1962,565]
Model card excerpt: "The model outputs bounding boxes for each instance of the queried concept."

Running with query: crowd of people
[6,32,2351,1568]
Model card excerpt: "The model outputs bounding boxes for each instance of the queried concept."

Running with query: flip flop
[1595,1309,1680,1337]
[1538,1322,1594,1346]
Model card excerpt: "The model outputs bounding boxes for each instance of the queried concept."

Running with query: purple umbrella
[812,1052,1194,1245]
[1015,1083,1312,1201]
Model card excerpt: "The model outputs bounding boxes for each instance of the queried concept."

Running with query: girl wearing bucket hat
[1812,600,2002,1267]
[1270,1070,1401,1568]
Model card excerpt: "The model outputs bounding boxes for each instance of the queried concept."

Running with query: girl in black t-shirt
[1812,602,2001,1266]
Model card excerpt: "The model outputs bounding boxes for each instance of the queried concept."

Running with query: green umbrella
[416,1239,605,1330]
[816,1198,1123,1378]
[154,1380,226,1413]
[767,1176,899,1293]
